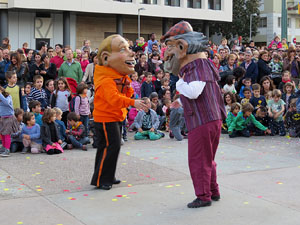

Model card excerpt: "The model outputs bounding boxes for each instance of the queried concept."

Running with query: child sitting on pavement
[285,99,300,137]
[225,102,241,129]
[250,106,272,136]
[228,103,271,138]
[53,107,67,149]
[133,97,162,140]
[169,97,187,141]
[66,112,89,150]
[21,112,43,153]
[10,108,25,153]
[29,100,43,127]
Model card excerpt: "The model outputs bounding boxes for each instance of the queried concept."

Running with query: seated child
[169,98,186,141]
[239,78,252,98]
[41,108,63,155]
[223,75,237,94]
[267,89,286,136]
[278,70,292,91]
[225,103,241,129]
[228,103,271,138]
[53,107,67,148]
[133,97,162,140]
[10,108,24,153]
[250,106,272,136]
[21,112,43,153]
[285,99,300,137]
[240,87,252,105]
[128,107,139,131]
[29,100,42,126]
[249,83,267,114]
[66,112,89,150]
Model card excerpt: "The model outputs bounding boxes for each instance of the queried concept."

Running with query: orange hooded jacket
[93,65,135,122]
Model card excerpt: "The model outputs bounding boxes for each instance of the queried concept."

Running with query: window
[165,0,180,7]
[258,17,267,28]
[296,18,300,29]
[114,0,132,2]
[278,17,292,28]
[208,0,221,10]
[259,0,264,12]
[140,0,157,4]
[188,0,201,8]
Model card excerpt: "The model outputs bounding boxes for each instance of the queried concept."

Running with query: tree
[209,0,260,42]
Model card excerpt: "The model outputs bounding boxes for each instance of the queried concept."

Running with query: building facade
[0,0,232,50]
[255,0,300,45]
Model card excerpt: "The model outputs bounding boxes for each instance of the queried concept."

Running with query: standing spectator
[282,38,289,50]
[217,38,230,53]
[1,37,11,50]
[249,40,257,50]
[257,51,272,83]
[80,52,89,73]
[50,44,64,73]
[0,49,11,86]
[268,36,282,49]
[82,52,97,83]
[148,52,163,74]
[7,52,26,86]
[141,72,155,98]
[283,47,300,85]
[240,51,259,83]
[58,49,83,84]
[81,40,91,53]
[134,53,149,76]
[22,42,29,56]
[211,53,221,70]
[39,41,48,55]
[47,47,54,59]
[41,53,56,83]
[29,53,44,82]
[75,49,82,63]
[147,33,160,54]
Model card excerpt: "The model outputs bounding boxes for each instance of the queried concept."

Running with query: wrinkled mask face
[164,38,188,75]
[103,36,136,75]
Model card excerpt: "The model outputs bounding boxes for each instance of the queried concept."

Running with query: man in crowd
[50,44,65,72]
[240,51,258,83]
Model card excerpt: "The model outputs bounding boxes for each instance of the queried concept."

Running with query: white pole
[250,14,252,41]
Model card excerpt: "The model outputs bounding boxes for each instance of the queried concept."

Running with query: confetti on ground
[35,186,40,188]
[62,158,67,160]
[0,180,5,183]
[244,202,249,205]
[180,192,185,195]
[3,188,9,191]
[122,180,127,183]
[116,195,123,197]
[165,185,173,188]
[17,222,23,224]
[50,179,55,181]
[36,188,43,192]
[69,181,75,183]
[76,187,81,190]
[63,190,70,192]
[68,197,76,200]
[122,163,127,165]
[112,199,118,201]
[127,184,132,187]
[129,192,137,194]
[276,182,283,185]
[257,196,263,198]
[175,184,181,187]
[153,157,159,159]
[126,152,130,156]
[40,162,44,165]
[83,194,88,196]
[35,172,40,175]
[140,158,144,160]
[265,165,270,168]
[26,157,30,159]
[18,188,23,190]
[136,213,142,216]
[246,166,251,168]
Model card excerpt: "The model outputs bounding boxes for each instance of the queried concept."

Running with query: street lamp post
[138,8,145,39]
[250,13,257,41]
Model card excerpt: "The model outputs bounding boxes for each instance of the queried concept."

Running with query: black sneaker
[187,198,211,208]
[211,195,220,201]
[123,136,128,142]
[98,184,112,190]
[1,148,10,157]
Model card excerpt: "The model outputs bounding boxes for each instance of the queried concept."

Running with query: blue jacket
[0,59,11,86]
[34,113,43,127]
[55,119,66,141]
[21,123,42,144]
[0,93,14,117]
[141,81,155,98]
[240,60,259,83]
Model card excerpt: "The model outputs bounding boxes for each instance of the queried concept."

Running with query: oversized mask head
[97,35,136,75]
[161,21,208,75]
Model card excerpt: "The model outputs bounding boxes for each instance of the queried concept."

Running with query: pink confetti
[69,181,75,183]
[154,157,159,159]
[63,190,70,192]
[70,198,76,200]
[146,175,151,178]
[116,195,123,197]
[151,178,156,180]
[139,174,144,176]
[83,194,88,196]
[129,192,137,194]
[50,179,55,181]
[76,187,81,190]
[257,196,263,198]
[63,158,67,160]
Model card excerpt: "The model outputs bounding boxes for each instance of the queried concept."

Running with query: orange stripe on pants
[97,122,109,187]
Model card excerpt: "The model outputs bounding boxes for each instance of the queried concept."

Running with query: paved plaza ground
[1,133,300,225]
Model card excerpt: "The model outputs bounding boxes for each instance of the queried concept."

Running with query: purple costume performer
[162,21,226,208]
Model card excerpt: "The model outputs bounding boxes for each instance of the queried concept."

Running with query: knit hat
[161,21,193,42]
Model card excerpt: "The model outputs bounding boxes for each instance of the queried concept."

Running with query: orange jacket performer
[91,35,146,190]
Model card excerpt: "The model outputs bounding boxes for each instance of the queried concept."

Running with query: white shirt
[176,78,206,99]
[55,90,71,112]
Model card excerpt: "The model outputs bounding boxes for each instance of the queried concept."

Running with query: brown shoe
[82,145,87,151]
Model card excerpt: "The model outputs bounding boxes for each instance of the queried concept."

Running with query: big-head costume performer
[162,21,226,208]
[91,35,146,190]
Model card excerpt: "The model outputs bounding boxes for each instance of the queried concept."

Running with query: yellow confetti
[126,152,130,156]
[35,173,40,175]
[68,197,72,199]
[246,166,251,169]
[122,180,127,183]
[244,202,249,205]
[40,162,45,165]
[122,195,127,197]
[57,224,63,225]
[3,188,9,191]
[122,163,127,165]
[128,184,132,187]
[35,186,40,188]
[165,185,173,188]
[220,151,224,154]
[125,197,130,199]
[17,222,23,224]
[277,182,283,185]
[26,157,30,159]
[112,199,118,201]
[36,189,42,192]
[0,180,5,183]
[175,184,181,187]
[180,192,185,195]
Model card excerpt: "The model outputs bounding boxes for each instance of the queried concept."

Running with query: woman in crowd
[257,51,272,83]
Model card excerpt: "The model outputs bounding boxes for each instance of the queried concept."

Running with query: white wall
[8,0,232,22]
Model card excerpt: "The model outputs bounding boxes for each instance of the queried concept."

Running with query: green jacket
[228,112,267,133]
[58,60,83,83]
[226,112,237,128]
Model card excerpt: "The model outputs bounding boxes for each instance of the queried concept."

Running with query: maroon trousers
[188,120,222,202]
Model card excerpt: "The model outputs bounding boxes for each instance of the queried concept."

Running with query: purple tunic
[179,58,226,132]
